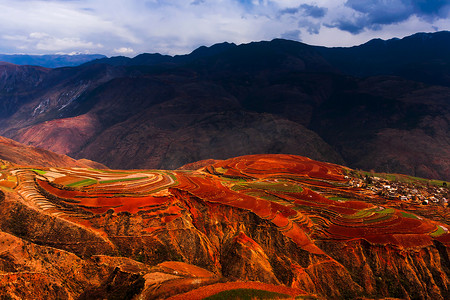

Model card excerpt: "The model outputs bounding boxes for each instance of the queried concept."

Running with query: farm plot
[200,155,448,250]
[0,173,16,190]
[210,154,347,182]
[13,167,179,217]
[8,153,449,253]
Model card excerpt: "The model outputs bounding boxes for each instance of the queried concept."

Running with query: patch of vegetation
[235,181,303,193]
[32,169,47,175]
[204,289,291,300]
[329,196,350,201]
[245,191,284,202]
[99,176,147,184]
[400,212,419,219]
[88,168,133,174]
[309,217,325,224]
[430,179,449,187]
[165,172,178,182]
[330,181,348,187]
[430,226,446,237]
[377,208,394,215]
[221,176,248,182]
[67,178,97,187]
[385,174,397,181]
[231,184,247,191]
[343,208,374,219]
[359,171,449,187]
[363,213,393,224]
[215,167,227,174]
[345,207,395,222]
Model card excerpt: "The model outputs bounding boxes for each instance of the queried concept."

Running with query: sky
[0,0,449,57]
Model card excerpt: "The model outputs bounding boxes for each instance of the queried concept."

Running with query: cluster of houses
[347,174,449,207]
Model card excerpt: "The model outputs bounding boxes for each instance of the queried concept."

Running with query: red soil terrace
[3,154,448,299]
[25,154,448,250]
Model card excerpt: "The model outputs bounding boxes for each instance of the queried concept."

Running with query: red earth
[1,154,449,299]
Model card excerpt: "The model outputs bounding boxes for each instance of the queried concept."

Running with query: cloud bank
[0,0,448,56]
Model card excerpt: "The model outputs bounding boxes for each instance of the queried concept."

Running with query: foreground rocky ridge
[0,152,448,299]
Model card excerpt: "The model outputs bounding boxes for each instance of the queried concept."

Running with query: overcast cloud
[0,0,448,56]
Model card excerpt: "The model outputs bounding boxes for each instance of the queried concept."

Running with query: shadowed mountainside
[0,151,448,299]
[0,135,106,169]
[316,31,450,87]
[0,32,449,180]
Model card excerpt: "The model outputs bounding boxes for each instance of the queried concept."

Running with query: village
[347,173,449,207]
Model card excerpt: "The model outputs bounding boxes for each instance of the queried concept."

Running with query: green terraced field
[32,169,47,175]
[363,213,394,224]
[430,226,446,237]
[99,176,147,184]
[344,207,394,220]
[400,211,419,219]
[329,196,350,201]
[344,208,374,219]
[204,289,291,300]
[233,181,303,193]
[245,191,285,202]
[67,178,97,187]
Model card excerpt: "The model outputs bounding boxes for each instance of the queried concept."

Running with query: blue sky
[0,0,448,56]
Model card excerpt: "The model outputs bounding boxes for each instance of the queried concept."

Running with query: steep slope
[0,153,448,299]
[0,63,124,131]
[74,96,344,169]
[0,63,50,118]
[311,76,450,180]
[0,135,105,168]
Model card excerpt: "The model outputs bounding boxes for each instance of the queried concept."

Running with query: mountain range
[0,54,106,68]
[0,31,449,180]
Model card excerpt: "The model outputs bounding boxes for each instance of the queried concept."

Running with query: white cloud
[34,35,103,52]
[0,0,448,55]
[114,47,135,55]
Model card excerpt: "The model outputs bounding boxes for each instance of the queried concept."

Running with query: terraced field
[0,154,449,299]
[5,154,449,249]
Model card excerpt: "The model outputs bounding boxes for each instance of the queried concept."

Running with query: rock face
[0,32,450,180]
[0,152,448,299]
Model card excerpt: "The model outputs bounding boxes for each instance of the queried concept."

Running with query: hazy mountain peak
[0,54,107,68]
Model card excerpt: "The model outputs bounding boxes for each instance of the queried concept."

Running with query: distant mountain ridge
[83,42,238,67]
[0,53,106,68]
[316,31,450,86]
[87,31,450,86]
[0,31,449,180]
